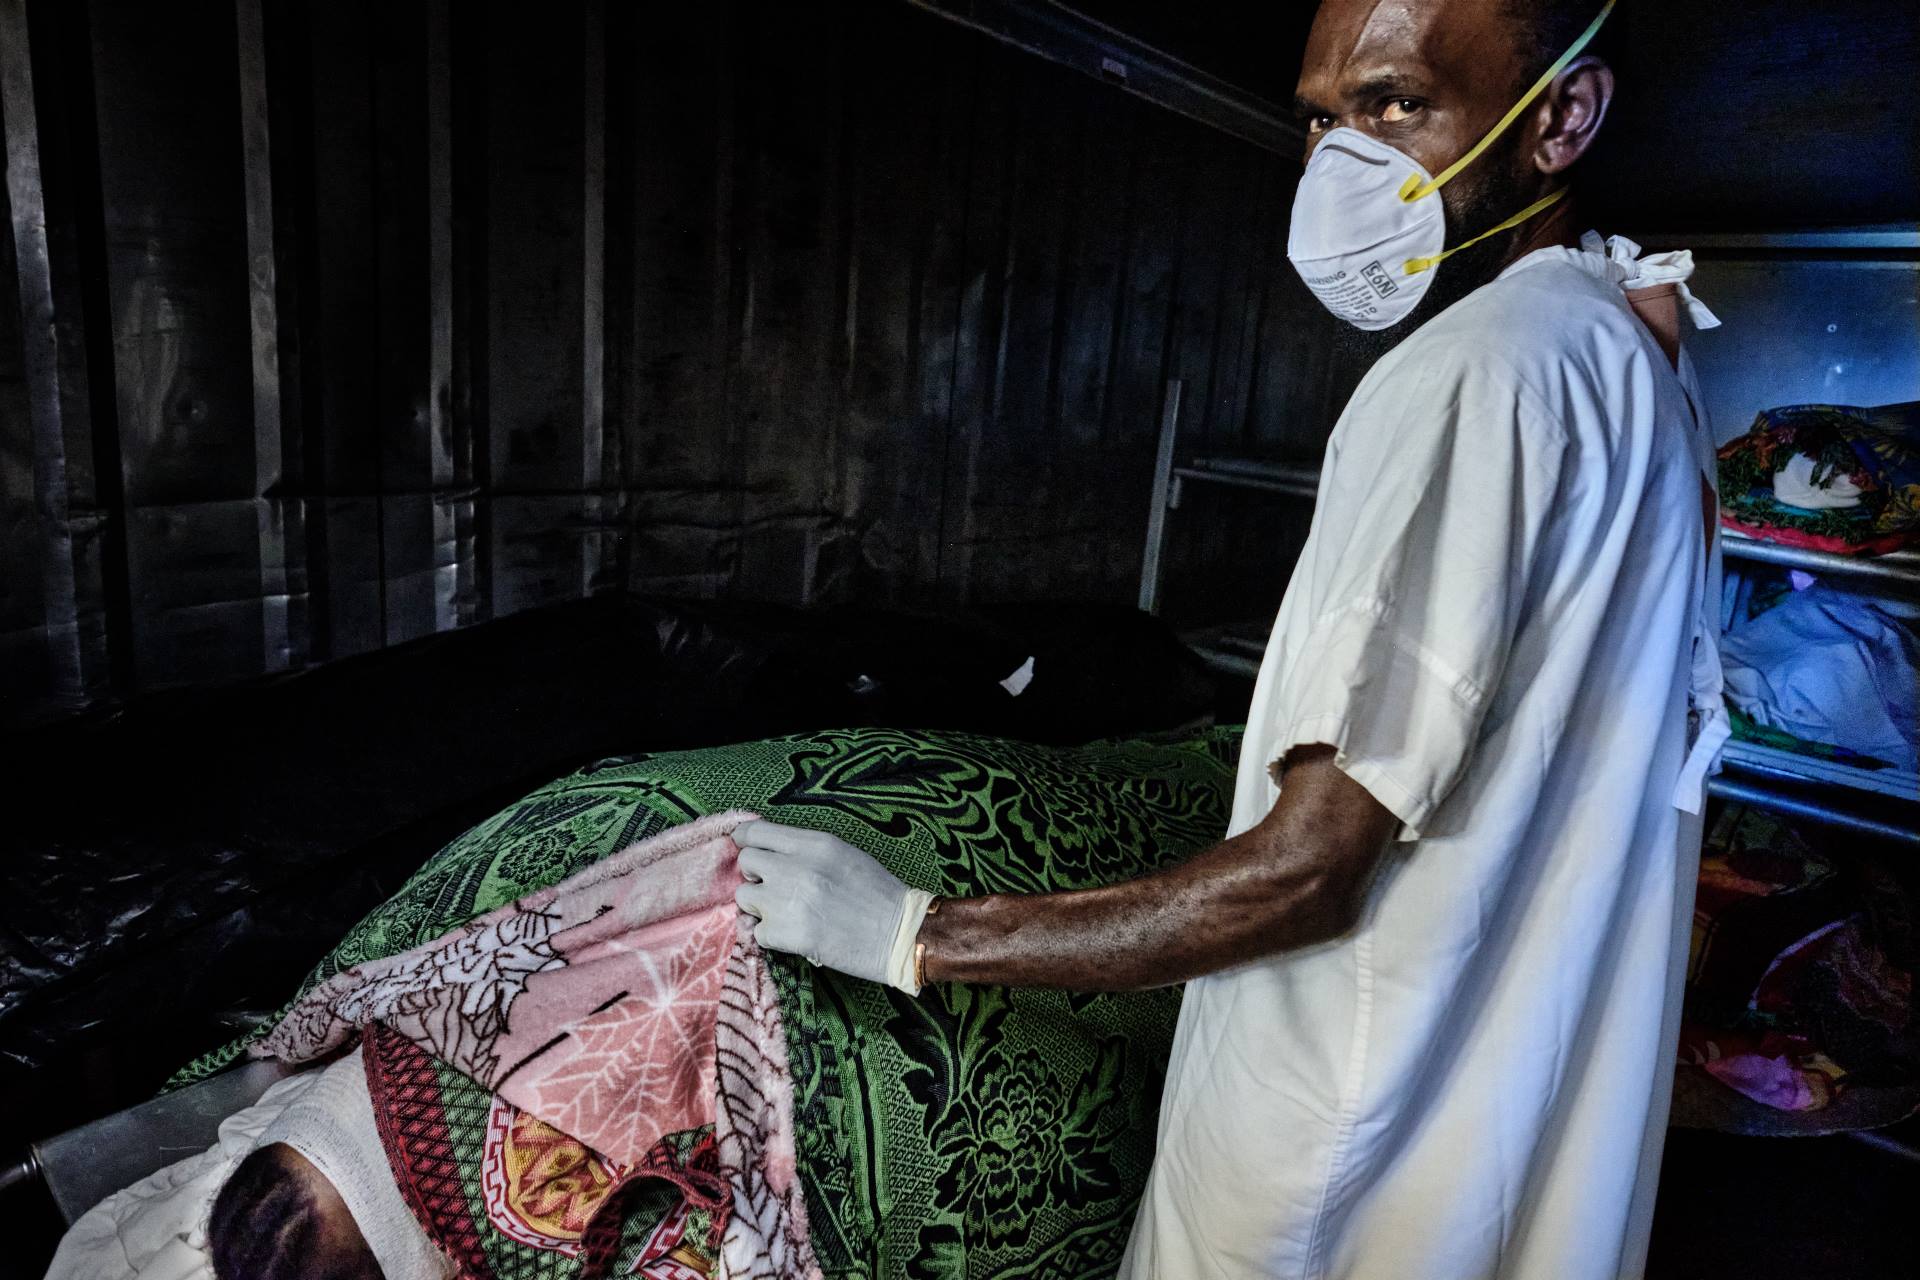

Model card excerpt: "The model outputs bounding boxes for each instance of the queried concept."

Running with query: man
[737,0,1727,1275]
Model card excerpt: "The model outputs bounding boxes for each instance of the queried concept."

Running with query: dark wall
[22,0,1899,727]
[1,0,1360,727]
[1070,0,1920,234]
[1583,0,1920,231]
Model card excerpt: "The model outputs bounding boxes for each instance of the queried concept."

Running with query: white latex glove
[733,819,936,994]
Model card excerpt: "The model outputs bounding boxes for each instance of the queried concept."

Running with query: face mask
[1287,0,1615,331]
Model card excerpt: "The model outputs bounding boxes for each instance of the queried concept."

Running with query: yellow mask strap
[1397,0,1616,204]
[1403,185,1568,275]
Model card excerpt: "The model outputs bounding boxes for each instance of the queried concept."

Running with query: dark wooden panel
[612,1,736,598]
[277,0,380,663]
[448,0,490,623]
[1,10,48,717]
[1055,86,1133,453]
[369,3,447,642]
[121,501,266,687]
[489,492,601,619]
[938,32,1019,599]
[7,0,1368,717]
[0,71,49,713]
[993,59,1079,495]
[1163,128,1247,455]
[1085,97,1188,604]
[1211,159,1279,458]
[86,0,266,689]
[1011,78,1142,602]
[372,2,432,494]
[617,5,731,488]
[1163,140,1348,630]
[315,495,383,660]
[1106,100,1183,454]
[723,0,851,606]
[28,0,133,706]
[954,55,1080,601]
[483,0,585,496]
[90,0,254,510]
[296,0,379,494]
[831,0,971,604]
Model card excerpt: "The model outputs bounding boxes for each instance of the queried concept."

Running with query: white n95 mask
[1287,0,1615,331]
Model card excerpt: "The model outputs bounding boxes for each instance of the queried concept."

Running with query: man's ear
[1533,54,1614,175]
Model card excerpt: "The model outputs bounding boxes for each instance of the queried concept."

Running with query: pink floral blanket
[253,810,819,1279]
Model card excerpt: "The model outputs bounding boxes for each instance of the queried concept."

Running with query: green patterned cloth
[171,726,1241,1278]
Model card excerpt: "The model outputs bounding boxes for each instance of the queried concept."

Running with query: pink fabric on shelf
[1702,1049,1828,1112]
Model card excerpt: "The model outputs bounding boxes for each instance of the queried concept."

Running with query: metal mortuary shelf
[1177,456,1323,498]
[1138,378,1920,845]
[1706,775,1920,848]
[1163,462,1920,594]
[1720,529,1920,592]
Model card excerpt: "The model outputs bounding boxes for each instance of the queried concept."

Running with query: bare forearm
[918,812,1379,992]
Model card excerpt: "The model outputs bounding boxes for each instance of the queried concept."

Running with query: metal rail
[1846,1128,1920,1164]
[1159,456,1920,595]
[1185,456,1322,483]
[0,1147,39,1198]
[1706,775,1920,847]
[1166,470,1920,596]
[1174,458,1321,502]
[1722,739,1919,803]
[1137,389,1321,617]
[1721,530,1920,592]
[904,0,1304,156]
[1137,380,1184,614]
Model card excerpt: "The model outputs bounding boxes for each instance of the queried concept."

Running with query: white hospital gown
[1122,242,1722,1280]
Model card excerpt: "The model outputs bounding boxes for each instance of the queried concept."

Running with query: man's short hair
[207,1145,384,1280]
[1505,0,1620,87]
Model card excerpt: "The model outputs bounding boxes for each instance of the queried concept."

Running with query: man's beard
[1328,152,1539,369]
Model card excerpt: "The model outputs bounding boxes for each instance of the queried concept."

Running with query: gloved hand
[733,819,936,994]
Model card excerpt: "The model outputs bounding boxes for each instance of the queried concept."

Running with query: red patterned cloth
[365,1023,725,1278]
[259,811,821,1279]
[1680,806,1917,1117]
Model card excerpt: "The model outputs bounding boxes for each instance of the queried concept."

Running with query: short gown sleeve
[1267,356,1568,839]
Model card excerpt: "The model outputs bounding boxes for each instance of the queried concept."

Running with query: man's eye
[1306,114,1335,134]
[1380,99,1424,123]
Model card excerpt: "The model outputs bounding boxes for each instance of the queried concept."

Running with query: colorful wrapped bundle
[1678,806,1918,1123]
[1716,402,1920,555]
